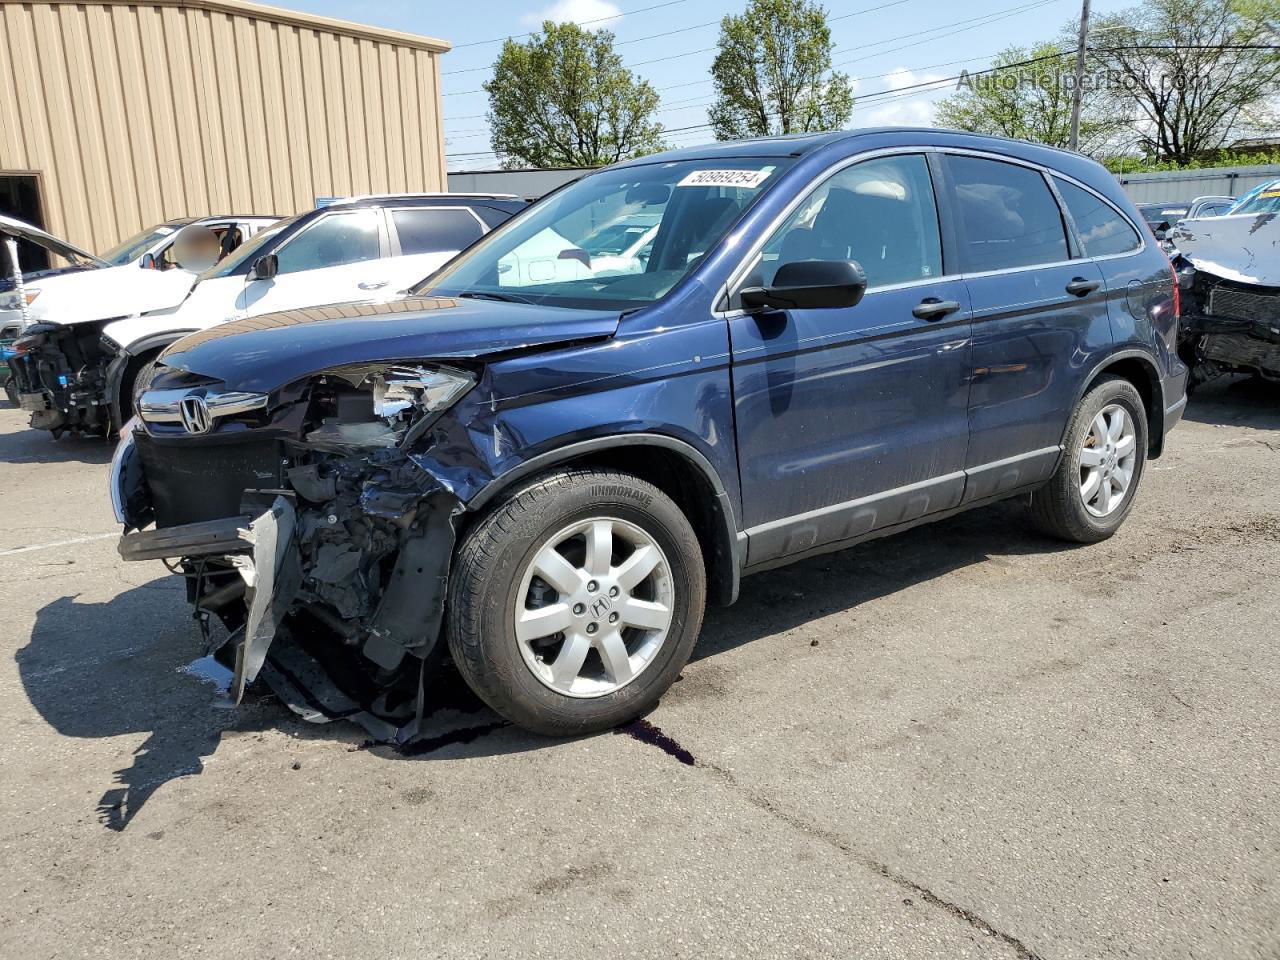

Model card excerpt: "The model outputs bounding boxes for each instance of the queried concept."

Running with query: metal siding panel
[0,6,30,167]
[135,5,190,217]
[396,46,424,192]
[186,8,232,213]
[277,25,314,213]
[255,20,293,213]
[0,1,448,236]
[379,43,405,192]
[106,5,162,227]
[209,10,253,210]
[2,6,59,235]
[359,39,387,193]
[299,29,335,202]
[233,15,272,212]
[66,4,126,248]
[29,4,95,248]
[160,5,212,215]
[319,31,351,195]
[339,35,369,192]
[428,52,446,191]
[83,5,144,235]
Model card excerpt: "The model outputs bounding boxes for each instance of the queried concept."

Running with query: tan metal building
[0,0,449,258]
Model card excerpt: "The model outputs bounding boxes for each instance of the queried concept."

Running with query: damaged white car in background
[1170,179,1280,387]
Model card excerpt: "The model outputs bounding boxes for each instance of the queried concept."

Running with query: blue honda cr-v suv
[113,129,1187,739]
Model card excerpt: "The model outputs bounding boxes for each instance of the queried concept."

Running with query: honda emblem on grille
[178,395,213,435]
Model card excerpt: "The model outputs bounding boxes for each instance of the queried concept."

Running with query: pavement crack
[698,759,1046,960]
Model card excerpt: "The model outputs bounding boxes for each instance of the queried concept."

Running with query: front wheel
[1029,375,1147,543]
[447,468,706,737]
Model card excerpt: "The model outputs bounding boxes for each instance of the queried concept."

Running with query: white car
[2,213,276,434]
[0,214,276,333]
[8,195,523,435]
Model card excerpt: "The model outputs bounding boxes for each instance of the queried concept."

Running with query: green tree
[1234,0,1279,34]
[484,21,665,168]
[708,0,853,140]
[935,43,1126,153]
[1091,0,1280,165]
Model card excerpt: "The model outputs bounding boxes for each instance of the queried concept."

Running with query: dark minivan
[113,129,1187,739]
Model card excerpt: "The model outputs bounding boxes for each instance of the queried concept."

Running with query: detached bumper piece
[118,515,252,561]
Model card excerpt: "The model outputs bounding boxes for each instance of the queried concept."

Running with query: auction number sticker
[677,168,773,188]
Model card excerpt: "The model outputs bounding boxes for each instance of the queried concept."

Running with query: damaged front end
[1170,213,1280,386]
[6,318,120,435]
[115,362,478,741]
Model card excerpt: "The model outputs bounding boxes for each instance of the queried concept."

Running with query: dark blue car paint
[147,127,1187,604]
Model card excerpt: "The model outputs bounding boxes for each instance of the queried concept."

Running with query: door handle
[912,297,961,321]
[358,280,389,290]
[1065,277,1100,297]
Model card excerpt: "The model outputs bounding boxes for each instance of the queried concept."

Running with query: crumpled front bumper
[118,499,300,707]
[114,421,463,742]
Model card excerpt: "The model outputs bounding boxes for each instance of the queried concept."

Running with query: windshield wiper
[459,291,535,305]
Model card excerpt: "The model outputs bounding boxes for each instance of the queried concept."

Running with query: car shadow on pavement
[692,498,1071,666]
[0,416,115,464]
[18,499,1073,826]
[1184,375,1280,431]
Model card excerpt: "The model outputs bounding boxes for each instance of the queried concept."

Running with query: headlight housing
[0,288,40,311]
[306,363,476,450]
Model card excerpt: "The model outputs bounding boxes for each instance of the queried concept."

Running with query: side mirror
[740,260,867,311]
[139,252,158,270]
[248,253,278,281]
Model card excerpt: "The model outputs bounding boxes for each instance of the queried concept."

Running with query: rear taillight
[1168,260,1180,318]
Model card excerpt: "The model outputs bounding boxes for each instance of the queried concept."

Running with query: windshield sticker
[677,169,773,189]
[155,226,175,235]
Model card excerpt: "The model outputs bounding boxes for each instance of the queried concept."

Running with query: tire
[1029,375,1147,543]
[447,468,706,737]
[116,352,160,426]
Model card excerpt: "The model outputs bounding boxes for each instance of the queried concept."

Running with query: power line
[443,0,913,81]
[449,0,692,49]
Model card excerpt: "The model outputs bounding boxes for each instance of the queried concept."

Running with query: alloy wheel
[514,517,675,698]
[1079,403,1138,518]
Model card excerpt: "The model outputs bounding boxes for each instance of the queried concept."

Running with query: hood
[159,296,622,392]
[1168,212,1280,286]
[0,214,109,268]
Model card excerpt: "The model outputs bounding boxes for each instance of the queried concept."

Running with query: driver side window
[274,211,381,275]
[746,154,942,294]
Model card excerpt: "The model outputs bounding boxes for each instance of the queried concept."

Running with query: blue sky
[271,0,1132,169]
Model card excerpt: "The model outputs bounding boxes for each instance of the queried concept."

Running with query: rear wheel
[447,468,706,736]
[1029,375,1147,543]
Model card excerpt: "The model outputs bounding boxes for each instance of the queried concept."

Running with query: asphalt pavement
[1,378,1277,959]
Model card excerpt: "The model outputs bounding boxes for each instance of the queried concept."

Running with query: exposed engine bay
[1169,213,1280,386]
[116,363,481,741]
[5,318,119,435]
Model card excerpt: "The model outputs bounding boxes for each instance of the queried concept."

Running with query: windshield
[1226,180,1280,215]
[197,215,299,280]
[418,158,794,310]
[99,222,188,265]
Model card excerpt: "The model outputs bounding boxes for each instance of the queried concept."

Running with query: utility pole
[1068,0,1091,151]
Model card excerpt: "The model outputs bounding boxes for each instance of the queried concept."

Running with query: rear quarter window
[1053,178,1141,257]
[946,155,1069,272]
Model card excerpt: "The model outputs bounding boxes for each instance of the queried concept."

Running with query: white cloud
[522,0,622,27]
[856,67,954,128]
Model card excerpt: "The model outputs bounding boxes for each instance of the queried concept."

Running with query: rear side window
[946,155,1069,272]
[1053,178,1141,257]
[392,208,485,255]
